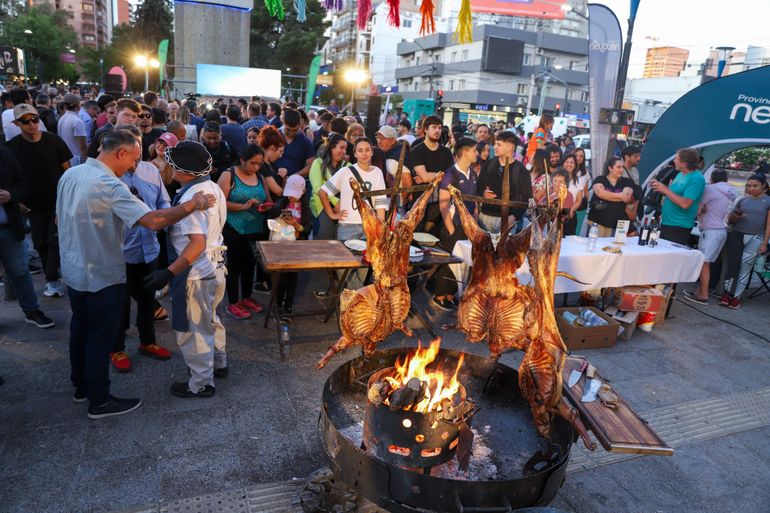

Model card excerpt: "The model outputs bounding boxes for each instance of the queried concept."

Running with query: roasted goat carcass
[317,172,444,369]
[448,185,596,450]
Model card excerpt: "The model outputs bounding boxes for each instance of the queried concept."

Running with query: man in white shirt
[57,93,88,166]
[397,119,415,145]
[144,141,228,398]
[2,88,47,141]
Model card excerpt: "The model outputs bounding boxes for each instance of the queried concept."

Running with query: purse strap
[348,165,374,209]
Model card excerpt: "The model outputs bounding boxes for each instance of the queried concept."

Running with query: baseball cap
[13,103,38,120]
[376,125,398,139]
[283,174,306,199]
[62,93,81,106]
[157,132,179,148]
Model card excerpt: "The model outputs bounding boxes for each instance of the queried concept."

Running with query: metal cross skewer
[386,141,408,227]
[500,159,511,246]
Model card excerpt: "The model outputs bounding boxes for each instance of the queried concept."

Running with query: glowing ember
[383,338,464,413]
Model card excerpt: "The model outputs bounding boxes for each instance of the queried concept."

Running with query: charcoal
[389,384,420,411]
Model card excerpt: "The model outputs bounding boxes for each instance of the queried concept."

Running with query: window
[544,57,554,68]
[403,19,412,28]
[83,34,95,42]
[523,54,530,65]
[434,54,441,63]
[81,2,93,12]
[449,80,454,91]
[451,51,457,63]
[462,50,469,60]
[416,57,420,66]
[517,83,528,95]
[459,79,465,91]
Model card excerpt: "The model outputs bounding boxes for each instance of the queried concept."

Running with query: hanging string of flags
[265,0,474,44]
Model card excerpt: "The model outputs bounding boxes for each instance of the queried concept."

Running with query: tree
[0,4,79,81]
[132,0,174,53]
[250,0,329,74]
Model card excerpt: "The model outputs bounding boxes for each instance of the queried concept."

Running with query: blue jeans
[68,283,127,406]
[337,223,365,241]
[0,227,40,313]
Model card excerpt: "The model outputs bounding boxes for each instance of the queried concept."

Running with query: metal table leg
[407,264,442,338]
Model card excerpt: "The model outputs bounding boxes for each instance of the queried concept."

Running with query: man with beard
[410,115,453,235]
[139,105,165,160]
[200,122,237,181]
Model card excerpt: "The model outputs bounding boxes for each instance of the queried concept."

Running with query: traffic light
[436,90,444,110]
[555,103,561,116]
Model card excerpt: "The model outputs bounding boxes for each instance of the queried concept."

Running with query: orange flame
[384,338,464,413]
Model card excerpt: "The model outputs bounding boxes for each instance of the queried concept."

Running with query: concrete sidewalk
[1,271,769,513]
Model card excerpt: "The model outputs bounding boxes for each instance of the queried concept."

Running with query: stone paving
[1,270,769,513]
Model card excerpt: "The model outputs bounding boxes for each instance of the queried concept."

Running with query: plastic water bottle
[578,307,608,326]
[587,223,599,252]
[563,311,587,326]
[280,324,290,343]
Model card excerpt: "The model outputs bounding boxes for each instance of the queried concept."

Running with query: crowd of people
[1,83,769,418]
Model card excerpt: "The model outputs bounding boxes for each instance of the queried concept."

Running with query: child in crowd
[274,175,312,317]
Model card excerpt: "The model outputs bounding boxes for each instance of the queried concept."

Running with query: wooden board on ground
[561,356,674,456]
[257,240,365,271]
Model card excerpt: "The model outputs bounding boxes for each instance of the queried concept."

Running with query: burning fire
[384,338,465,413]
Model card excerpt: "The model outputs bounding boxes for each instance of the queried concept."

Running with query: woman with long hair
[526,113,554,164]
[587,156,635,237]
[256,125,286,195]
[176,106,197,142]
[558,153,583,236]
[472,141,490,175]
[573,147,590,233]
[216,144,270,319]
[720,174,770,309]
[310,132,349,240]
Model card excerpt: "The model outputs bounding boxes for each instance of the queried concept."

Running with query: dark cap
[164,141,213,177]
[97,94,116,110]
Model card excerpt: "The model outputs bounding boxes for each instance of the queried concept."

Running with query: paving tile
[0,422,87,473]
[158,443,246,502]
[72,455,160,513]
[0,460,79,513]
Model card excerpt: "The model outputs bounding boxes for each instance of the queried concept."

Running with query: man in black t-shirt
[138,105,164,160]
[200,122,237,182]
[6,104,72,297]
[475,131,532,234]
[410,115,454,236]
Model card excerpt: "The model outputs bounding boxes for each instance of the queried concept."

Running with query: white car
[571,134,628,163]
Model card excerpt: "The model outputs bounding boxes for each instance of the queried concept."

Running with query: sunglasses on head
[138,113,152,119]
[17,116,40,125]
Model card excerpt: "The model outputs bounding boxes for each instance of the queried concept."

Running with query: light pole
[715,46,735,78]
[407,38,437,101]
[344,67,367,112]
[613,0,641,109]
[134,53,160,92]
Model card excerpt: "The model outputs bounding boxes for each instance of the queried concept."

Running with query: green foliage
[0,3,79,81]
[729,147,770,168]
[250,0,329,74]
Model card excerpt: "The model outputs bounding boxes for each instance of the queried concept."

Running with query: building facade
[54,0,113,49]
[643,46,689,78]
[396,25,589,126]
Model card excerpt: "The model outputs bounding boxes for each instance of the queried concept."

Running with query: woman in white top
[318,137,388,241]
[560,153,586,236]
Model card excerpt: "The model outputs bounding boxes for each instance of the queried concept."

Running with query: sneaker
[240,297,264,314]
[170,382,216,398]
[214,367,228,379]
[728,296,741,310]
[24,309,55,329]
[110,351,133,372]
[719,294,731,307]
[87,396,142,419]
[73,389,88,404]
[226,303,251,319]
[43,281,65,298]
[683,290,709,306]
[254,282,271,294]
[138,343,172,361]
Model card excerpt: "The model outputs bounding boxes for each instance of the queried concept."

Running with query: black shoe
[254,282,271,294]
[683,290,709,306]
[25,309,54,329]
[214,367,228,379]
[87,396,142,419]
[170,382,215,398]
[73,388,88,404]
[28,263,43,275]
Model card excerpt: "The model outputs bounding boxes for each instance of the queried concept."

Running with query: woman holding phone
[217,144,271,319]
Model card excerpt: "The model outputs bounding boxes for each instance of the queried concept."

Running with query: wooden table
[256,240,366,359]
[561,356,673,456]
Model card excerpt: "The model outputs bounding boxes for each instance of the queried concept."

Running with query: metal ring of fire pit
[320,348,574,513]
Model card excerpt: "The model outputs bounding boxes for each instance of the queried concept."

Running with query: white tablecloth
[450,236,705,295]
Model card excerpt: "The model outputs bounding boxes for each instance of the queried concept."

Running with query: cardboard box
[605,306,640,341]
[613,286,665,313]
[555,307,619,350]
[652,284,674,326]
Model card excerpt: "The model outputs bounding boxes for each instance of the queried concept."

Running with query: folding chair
[747,258,770,299]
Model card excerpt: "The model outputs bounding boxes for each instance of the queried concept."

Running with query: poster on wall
[471,0,566,19]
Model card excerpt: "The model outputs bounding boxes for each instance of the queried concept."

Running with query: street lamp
[344,67,368,111]
[406,38,437,101]
[24,29,32,34]
[134,53,160,92]
[715,46,735,78]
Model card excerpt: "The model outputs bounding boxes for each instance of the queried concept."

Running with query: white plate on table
[344,239,367,253]
[409,246,424,262]
[413,232,439,247]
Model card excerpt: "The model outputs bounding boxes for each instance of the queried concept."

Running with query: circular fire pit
[319,347,574,513]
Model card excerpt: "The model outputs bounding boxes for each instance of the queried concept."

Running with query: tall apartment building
[49,0,113,49]
[643,46,689,78]
[114,0,131,25]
